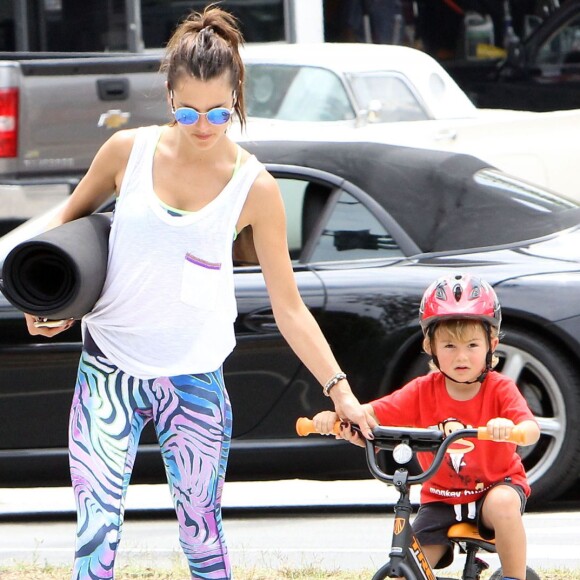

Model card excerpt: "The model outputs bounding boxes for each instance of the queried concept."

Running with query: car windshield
[245,64,355,121]
[245,63,431,124]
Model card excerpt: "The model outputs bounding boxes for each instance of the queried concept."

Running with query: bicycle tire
[489,565,541,580]
[372,559,417,580]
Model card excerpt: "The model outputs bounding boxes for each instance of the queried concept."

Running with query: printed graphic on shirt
[426,417,495,503]
[438,418,474,474]
[185,252,222,270]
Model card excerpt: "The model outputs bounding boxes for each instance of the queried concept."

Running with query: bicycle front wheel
[490,566,541,580]
[372,559,417,580]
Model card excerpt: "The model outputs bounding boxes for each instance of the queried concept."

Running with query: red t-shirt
[370,371,536,505]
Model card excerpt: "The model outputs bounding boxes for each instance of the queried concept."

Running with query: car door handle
[245,310,279,333]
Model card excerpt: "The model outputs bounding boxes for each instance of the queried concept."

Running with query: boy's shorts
[412,482,526,569]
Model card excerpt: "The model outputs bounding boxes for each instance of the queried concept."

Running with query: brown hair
[423,319,500,370]
[160,4,246,128]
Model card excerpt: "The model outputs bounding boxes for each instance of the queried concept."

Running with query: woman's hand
[312,410,367,448]
[339,422,366,447]
[24,313,75,337]
[330,385,378,440]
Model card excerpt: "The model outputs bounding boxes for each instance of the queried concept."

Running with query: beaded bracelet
[323,372,347,397]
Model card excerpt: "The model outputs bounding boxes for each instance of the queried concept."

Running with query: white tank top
[83,125,264,378]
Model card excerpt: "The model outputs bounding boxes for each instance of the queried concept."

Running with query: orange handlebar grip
[477,425,527,445]
[296,417,341,436]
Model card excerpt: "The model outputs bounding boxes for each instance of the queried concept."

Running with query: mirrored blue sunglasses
[172,102,234,126]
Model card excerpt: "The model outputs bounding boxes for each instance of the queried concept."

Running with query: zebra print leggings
[68,349,233,579]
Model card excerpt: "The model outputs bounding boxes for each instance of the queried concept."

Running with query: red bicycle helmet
[419,273,501,335]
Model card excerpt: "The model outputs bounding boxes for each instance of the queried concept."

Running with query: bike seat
[447,523,496,552]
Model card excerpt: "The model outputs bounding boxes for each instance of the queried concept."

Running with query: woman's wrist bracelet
[323,372,347,397]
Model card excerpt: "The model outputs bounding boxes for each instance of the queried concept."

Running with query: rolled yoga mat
[0,212,111,320]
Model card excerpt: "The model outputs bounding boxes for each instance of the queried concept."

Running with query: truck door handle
[97,78,130,101]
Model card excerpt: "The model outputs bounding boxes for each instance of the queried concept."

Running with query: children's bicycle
[296,418,541,580]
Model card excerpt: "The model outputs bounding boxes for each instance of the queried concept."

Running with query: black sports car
[1,140,580,506]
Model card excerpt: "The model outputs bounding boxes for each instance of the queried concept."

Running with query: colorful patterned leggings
[68,350,233,579]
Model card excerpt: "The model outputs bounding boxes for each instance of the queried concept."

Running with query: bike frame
[295,420,531,580]
[364,427,489,580]
[371,465,437,580]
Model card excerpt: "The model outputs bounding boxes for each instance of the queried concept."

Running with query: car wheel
[494,326,580,504]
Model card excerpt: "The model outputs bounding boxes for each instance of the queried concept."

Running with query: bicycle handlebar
[296,417,528,485]
[296,417,527,445]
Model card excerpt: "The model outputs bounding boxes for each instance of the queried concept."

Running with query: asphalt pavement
[1,480,579,575]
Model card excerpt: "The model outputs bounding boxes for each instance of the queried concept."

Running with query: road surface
[1,480,578,574]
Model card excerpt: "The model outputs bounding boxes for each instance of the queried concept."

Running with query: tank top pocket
[180,252,224,311]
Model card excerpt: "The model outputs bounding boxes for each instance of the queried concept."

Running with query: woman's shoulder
[238,147,277,195]
[101,127,139,157]
[105,124,162,153]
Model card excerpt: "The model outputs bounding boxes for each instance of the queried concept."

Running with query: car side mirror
[355,109,369,128]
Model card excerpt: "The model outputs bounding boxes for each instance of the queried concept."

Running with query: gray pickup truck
[0,52,165,233]
[0,0,309,234]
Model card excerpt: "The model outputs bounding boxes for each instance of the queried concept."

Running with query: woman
[24,6,375,579]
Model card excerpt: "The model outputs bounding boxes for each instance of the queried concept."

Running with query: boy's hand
[313,411,339,435]
[486,417,515,441]
[312,411,367,448]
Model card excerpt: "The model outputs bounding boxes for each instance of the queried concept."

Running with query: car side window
[536,14,580,66]
[309,191,403,262]
[232,178,309,267]
[348,73,429,123]
[246,64,354,121]
[232,179,403,266]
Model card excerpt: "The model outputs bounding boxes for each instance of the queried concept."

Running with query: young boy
[313,273,540,580]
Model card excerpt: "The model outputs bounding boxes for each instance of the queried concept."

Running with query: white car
[237,42,580,203]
